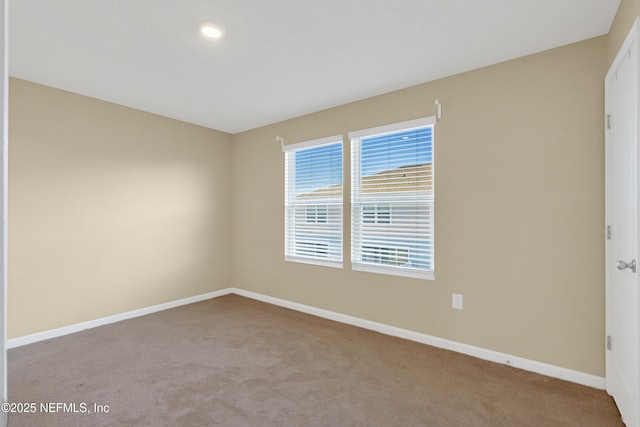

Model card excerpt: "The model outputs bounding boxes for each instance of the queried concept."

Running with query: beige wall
[231,37,607,376]
[608,0,640,66]
[8,78,232,338]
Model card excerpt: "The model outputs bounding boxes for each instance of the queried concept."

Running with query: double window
[284,117,434,279]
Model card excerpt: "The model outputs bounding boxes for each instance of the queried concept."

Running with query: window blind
[284,136,343,267]
[350,117,435,279]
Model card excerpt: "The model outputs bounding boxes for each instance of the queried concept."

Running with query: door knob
[616,260,636,273]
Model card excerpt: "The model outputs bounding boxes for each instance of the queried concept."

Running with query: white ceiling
[9,0,620,134]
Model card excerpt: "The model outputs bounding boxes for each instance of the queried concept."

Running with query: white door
[0,1,7,426]
[0,0,7,423]
[0,0,7,419]
[606,19,640,427]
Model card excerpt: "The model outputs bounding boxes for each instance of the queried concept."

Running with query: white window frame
[284,135,343,268]
[350,117,435,280]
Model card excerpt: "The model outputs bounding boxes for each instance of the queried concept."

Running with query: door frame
[0,0,7,416]
[605,16,640,427]
[0,0,7,425]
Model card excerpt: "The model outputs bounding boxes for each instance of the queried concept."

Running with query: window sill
[352,262,434,280]
[285,256,343,269]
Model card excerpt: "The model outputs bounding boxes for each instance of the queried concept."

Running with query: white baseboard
[7,288,233,349]
[231,288,606,390]
[7,286,606,390]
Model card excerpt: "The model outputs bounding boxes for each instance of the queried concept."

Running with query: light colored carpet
[8,294,622,426]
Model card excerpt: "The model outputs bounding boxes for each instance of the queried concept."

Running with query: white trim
[285,255,343,269]
[281,134,343,152]
[7,288,233,349]
[232,288,606,390]
[352,262,434,280]
[348,116,436,139]
[7,286,605,390]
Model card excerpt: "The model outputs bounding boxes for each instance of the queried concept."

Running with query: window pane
[294,143,343,196]
[285,140,343,266]
[361,128,432,177]
[351,121,434,278]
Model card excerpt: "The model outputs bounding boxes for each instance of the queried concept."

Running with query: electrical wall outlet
[452,293,464,310]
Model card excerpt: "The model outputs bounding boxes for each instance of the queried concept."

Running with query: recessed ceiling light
[200,22,224,40]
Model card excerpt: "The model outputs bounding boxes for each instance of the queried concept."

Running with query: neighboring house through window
[306,205,328,223]
[284,135,343,267]
[363,204,391,224]
[362,246,409,266]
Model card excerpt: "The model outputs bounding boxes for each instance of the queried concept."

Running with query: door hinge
[607,335,612,350]
[606,115,611,129]
[607,225,611,240]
